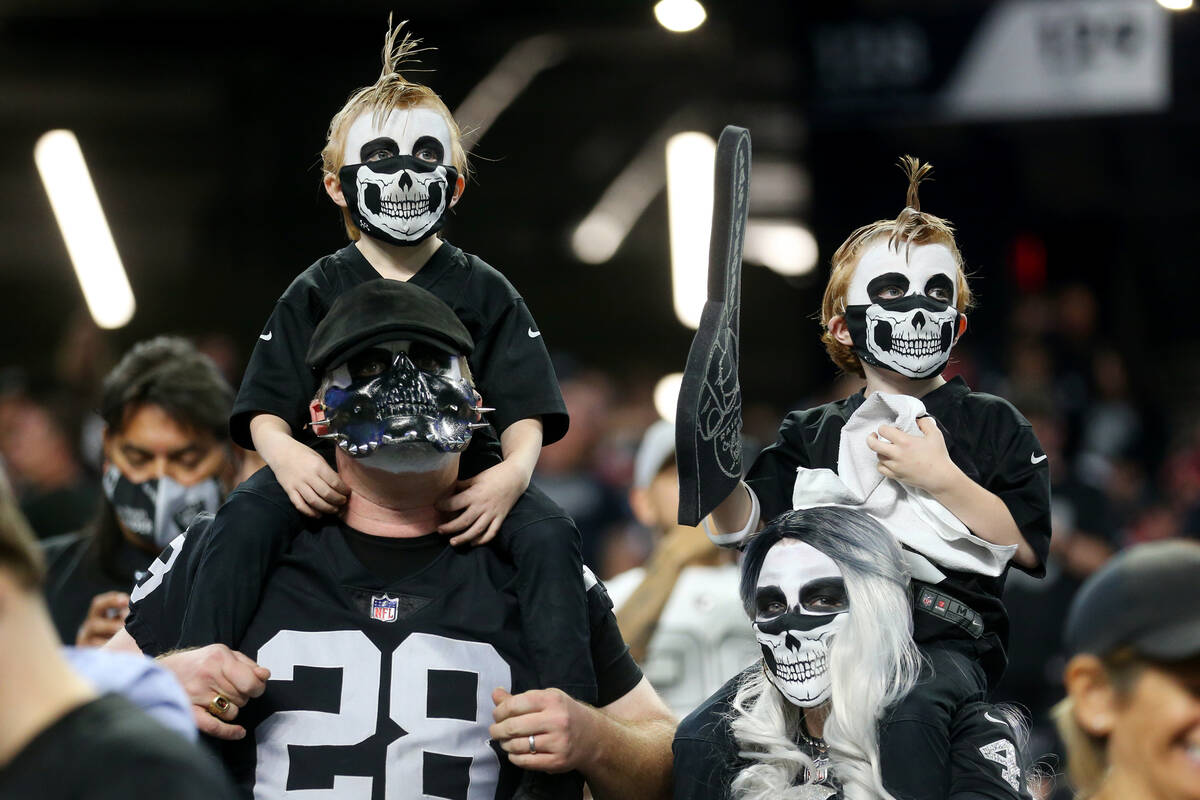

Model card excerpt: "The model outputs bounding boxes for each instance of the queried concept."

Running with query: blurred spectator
[535,368,632,573]
[606,420,758,717]
[0,379,100,540]
[1053,540,1200,800]
[0,470,237,798]
[41,337,236,647]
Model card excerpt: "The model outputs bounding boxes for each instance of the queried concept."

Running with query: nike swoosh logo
[259,331,273,341]
[984,711,1008,726]
[527,328,542,339]
[1030,453,1047,464]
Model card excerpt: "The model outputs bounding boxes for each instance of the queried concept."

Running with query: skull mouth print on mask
[311,341,485,473]
[753,540,849,707]
[843,240,962,379]
[337,106,459,246]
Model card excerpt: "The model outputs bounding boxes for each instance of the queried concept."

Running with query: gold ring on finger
[207,693,232,718]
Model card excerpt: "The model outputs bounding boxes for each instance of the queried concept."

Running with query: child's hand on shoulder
[436,460,527,547]
[270,437,349,518]
[867,416,962,496]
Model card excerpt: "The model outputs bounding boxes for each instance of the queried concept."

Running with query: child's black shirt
[746,377,1052,684]
[230,241,568,451]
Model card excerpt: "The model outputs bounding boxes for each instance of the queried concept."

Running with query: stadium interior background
[3,1,1200,794]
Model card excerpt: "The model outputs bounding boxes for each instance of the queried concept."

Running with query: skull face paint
[337,107,459,246]
[312,340,482,471]
[753,540,849,707]
[843,240,961,379]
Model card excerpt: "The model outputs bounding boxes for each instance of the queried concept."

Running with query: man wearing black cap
[1054,539,1200,800]
[105,281,675,799]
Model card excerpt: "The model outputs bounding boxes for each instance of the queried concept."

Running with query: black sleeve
[471,297,569,445]
[746,413,814,522]
[985,418,1052,577]
[124,519,212,656]
[585,573,644,706]
[230,293,323,450]
[176,467,304,648]
[672,737,734,800]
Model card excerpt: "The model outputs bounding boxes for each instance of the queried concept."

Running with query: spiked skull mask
[843,240,962,379]
[753,541,849,707]
[337,107,459,246]
[311,340,485,472]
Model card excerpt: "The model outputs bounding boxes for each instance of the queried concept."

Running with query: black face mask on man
[312,340,484,473]
[842,239,962,380]
[102,465,221,549]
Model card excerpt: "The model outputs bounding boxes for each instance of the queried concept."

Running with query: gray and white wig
[729,507,921,800]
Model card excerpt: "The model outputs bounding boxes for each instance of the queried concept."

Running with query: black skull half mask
[843,240,961,379]
[312,341,485,471]
[753,541,849,707]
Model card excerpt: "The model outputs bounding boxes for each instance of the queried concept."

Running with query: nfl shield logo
[371,594,399,623]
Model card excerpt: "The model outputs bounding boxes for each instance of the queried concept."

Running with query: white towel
[791,392,1017,581]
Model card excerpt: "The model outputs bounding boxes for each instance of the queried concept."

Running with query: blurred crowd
[2,280,1197,798]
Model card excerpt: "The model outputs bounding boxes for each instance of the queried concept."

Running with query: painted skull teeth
[771,652,828,683]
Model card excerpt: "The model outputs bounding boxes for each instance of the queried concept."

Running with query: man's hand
[265,433,349,518]
[158,644,270,740]
[436,460,526,547]
[489,687,597,774]
[867,416,962,495]
[76,591,129,647]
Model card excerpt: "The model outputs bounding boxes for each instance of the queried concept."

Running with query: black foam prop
[676,125,751,526]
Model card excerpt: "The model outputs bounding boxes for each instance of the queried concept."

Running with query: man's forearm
[932,471,1038,568]
[615,554,687,663]
[578,704,675,800]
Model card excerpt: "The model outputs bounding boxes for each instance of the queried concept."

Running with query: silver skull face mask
[311,341,487,471]
[842,240,961,379]
[753,541,849,707]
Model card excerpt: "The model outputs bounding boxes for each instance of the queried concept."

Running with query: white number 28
[254,630,512,799]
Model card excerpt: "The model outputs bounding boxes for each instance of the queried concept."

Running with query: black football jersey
[129,519,550,800]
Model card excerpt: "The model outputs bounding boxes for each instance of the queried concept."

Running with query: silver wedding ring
[528,734,537,755]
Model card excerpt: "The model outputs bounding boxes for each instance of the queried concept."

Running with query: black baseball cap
[307,280,474,374]
[1064,539,1200,661]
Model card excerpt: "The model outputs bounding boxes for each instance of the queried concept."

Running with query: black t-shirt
[0,693,237,799]
[230,241,568,452]
[746,377,1052,680]
[125,515,641,798]
[673,668,838,800]
[41,521,155,645]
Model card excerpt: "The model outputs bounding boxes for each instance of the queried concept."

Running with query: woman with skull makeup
[674,507,1032,800]
[674,506,921,800]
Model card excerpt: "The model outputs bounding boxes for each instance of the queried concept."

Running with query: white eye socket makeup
[846,240,958,308]
[341,106,453,167]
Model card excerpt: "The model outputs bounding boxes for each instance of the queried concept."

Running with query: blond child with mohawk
[179,22,594,800]
[706,158,1049,798]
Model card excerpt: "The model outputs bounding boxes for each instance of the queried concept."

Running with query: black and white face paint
[843,240,961,379]
[338,107,458,246]
[753,540,849,707]
[313,340,483,474]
